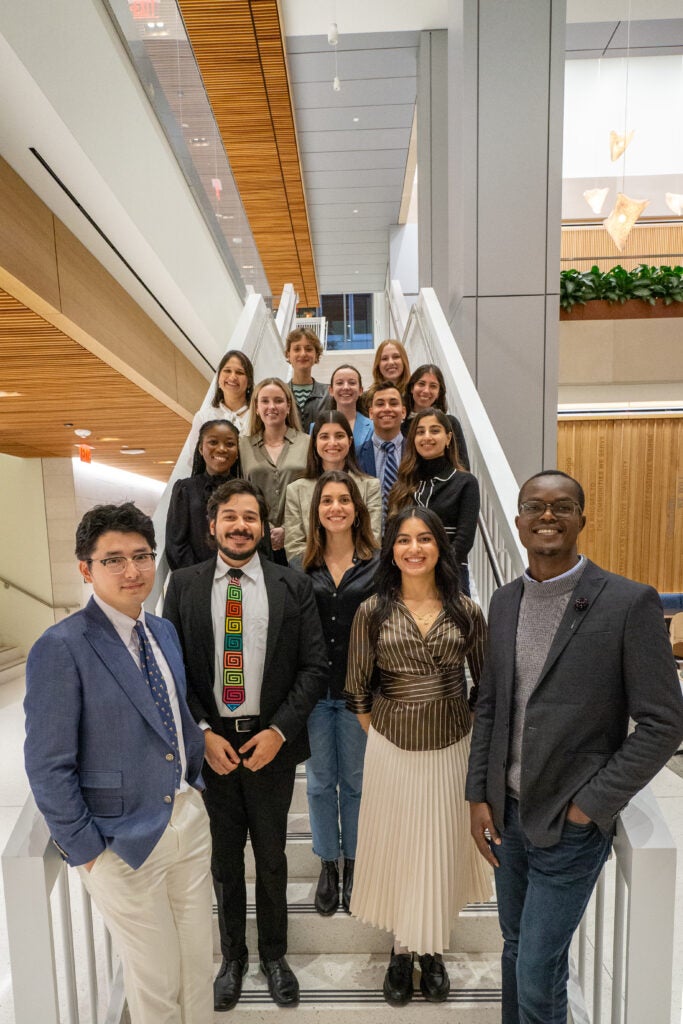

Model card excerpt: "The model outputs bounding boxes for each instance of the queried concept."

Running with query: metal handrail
[0,575,73,614]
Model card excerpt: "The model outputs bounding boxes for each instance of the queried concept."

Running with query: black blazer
[163,555,328,767]
[466,559,683,846]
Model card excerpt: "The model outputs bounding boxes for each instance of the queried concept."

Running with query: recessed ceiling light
[74,428,92,438]
[353,209,359,214]
[63,422,73,428]
[354,270,359,274]
[242,265,254,270]
[97,436,121,442]
[156,460,175,465]
[232,237,243,244]
[0,390,22,397]
[120,447,146,455]
[352,117,360,123]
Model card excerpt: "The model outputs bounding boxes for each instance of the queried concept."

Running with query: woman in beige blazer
[285,412,381,561]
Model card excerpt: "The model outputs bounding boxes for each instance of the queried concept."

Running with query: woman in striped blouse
[344,507,491,1007]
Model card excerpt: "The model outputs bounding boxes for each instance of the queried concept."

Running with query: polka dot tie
[134,621,181,787]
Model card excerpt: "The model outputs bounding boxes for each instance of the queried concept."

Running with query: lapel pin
[574,597,589,611]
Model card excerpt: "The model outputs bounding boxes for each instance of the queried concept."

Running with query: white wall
[0,455,54,650]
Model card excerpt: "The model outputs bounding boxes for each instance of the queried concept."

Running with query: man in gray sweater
[466,470,683,1024]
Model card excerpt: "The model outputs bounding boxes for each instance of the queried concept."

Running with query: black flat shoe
[383,952,414,1006]
[342,858,354,913]
[259,956,300,1007]
[214,954,248,1011]
[418,953,450,1002]
[314,859,339,915]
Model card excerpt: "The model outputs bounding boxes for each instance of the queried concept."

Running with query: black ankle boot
[342,858,354,913]
[314,859,339,915]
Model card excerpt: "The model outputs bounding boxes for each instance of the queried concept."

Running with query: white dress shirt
[92,593,189,793]
[211,551,269,718]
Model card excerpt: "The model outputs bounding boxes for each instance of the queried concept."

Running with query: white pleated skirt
[350,726,492,955]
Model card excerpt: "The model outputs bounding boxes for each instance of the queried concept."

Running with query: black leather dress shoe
[383,952,414,1006]
[214,955,248,1011]
[342,858,354,913]
[259,956,300,1006]
[418,953,450,1002]
[314,859,339,915]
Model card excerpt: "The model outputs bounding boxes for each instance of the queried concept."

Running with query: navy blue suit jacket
[356,433,405,478]
[24,598,206,868]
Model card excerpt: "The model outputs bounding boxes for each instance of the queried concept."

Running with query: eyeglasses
[518,500,581,519]
[86,553,156,575]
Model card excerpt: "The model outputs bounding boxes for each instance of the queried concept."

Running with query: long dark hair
[367,506,476,648]
[305,411,364,479]
[302,470,377,570]
[388,408,463,514]
[211,350,254,409]
[191,419,241,477]
[405,363,448,415]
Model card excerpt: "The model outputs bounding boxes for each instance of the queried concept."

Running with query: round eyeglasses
[518,500,581,519]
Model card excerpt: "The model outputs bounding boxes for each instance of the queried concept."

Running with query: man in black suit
[466,470,683,1024]
[163,479,326,1010]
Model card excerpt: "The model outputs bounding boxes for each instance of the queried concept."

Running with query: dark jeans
[203,723,296,962]
[494,797,611,1024]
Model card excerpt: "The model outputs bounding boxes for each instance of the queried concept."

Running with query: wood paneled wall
[557,416,683,593]
[561,223,683,271]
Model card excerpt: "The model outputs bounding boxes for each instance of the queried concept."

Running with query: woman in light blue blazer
[328,364,373,449]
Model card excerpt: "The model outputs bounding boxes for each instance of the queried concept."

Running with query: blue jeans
[494,797,611,1024]
[305,698,367,861]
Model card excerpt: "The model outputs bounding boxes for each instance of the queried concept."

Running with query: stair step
[215,885,500,955]
[211,952,501,1021]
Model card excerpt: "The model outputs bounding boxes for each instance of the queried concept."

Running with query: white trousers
[78,787,213,1024]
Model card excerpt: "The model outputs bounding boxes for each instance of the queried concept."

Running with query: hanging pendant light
[665,193,683,216]
[609,129,635,162]
[583,188,610,214]
[603,193,649,250]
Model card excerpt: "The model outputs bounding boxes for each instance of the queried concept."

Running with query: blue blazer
[356,433,405,478]
[352,412,373,451]
[24,598,206,869]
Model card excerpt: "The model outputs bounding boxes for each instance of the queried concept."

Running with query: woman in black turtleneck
[165,419,241,571]
[388,408,479,596]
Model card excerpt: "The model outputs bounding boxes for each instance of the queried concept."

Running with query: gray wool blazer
[466,559,683,847]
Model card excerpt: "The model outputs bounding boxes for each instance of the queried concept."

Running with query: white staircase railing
[388,278,410,341]
[275,283,298,339]
[147,289,288,612]
[2,795,126,1024]
[293,315,328,349]
[571,785,678,1023]
[401,287,526,609]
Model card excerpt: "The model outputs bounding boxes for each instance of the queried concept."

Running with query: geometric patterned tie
[134,620,181,787]
[381,439,399,524]
[222,569,245,711]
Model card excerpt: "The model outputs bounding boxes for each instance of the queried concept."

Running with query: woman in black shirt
[291,470,378,916]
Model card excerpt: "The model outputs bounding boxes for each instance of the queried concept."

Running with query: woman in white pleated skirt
[344,506,492,1006]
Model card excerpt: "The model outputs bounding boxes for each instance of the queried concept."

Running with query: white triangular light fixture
[603,192,649,251]
[665,192,683,216]
[583,188,609,214]
[609,129,635,162]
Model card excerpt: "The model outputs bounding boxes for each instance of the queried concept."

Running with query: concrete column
[446,0,566,484]
[417,29,449,310]
[40,458,81,621]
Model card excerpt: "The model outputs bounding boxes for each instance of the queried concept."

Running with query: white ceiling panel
[295,104,414,133]
[314,241,389,254]
[307,186,401,205]
[292,77,418,109]
[289,47,417,84]
[305,167,405,189]
[299,127,411,153]
[302,149,408,172]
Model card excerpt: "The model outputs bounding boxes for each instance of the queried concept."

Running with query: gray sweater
[507,557,587,796]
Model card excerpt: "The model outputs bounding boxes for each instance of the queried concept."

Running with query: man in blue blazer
[466,471,683,1024]
[355,382,406,528]
[24,502,213,1024]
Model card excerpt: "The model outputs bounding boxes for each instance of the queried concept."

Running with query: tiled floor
[0,673,682,1023]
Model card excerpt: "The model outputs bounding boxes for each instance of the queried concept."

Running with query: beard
[214,532,261,564]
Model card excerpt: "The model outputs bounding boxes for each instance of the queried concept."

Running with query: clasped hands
[204,727,283,775]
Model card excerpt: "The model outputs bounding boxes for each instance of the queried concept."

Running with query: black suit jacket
[163,554,327,768]
[466,559,683,846]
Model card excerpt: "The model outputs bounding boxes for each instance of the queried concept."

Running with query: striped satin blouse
[344,594,487,752]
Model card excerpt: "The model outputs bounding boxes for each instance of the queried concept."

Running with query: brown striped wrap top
[344,594,487,751]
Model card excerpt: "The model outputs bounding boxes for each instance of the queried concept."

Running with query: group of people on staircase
[22,330,683,1024]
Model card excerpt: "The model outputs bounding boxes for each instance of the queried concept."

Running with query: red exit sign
[129,1,158,19]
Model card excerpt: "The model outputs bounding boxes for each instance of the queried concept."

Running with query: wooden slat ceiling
[561,223,683,271]
[178,0,318,307]
[0,290,189,481]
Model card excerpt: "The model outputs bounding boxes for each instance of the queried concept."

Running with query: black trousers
[202,723,296,962]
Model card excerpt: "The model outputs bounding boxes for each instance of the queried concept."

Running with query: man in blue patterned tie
[24,503,213,1024]
[164,478,327,1011]
[355,382,406,528]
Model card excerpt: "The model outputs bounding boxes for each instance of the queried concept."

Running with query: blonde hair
[248,378,303,435]
[371,339,411,394]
